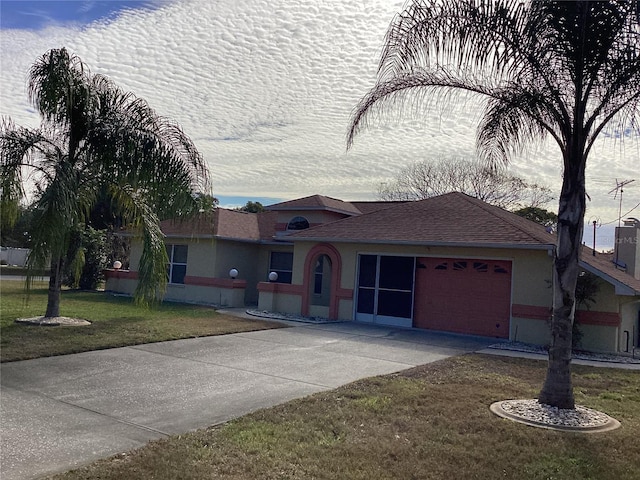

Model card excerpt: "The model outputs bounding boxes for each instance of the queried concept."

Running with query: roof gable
[266,194,362,216]
[580,247,640,295]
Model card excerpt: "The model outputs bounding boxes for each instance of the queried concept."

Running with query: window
[311,254,331,306]
[356,255,415,320]
[358,254,377,287]
[314,256,324,294]
[494,265,509,274]
[357,255,377,314]
[270,251,293,283]
[287,216,309,230]
[166,244,188,284]
[473,262,488,273]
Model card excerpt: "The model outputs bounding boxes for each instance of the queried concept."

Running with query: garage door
[413,257,511,338]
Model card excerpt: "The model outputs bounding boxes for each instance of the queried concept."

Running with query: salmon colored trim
[104,269,138,279]
[513,304,620,327]
[257,282,304,295]
[335,287,353,300]
[512,304,551,320]
[302,243,342,319]
[575,310,620,327]
[184,276,247,289]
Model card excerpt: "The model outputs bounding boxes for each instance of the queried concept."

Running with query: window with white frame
[166,244,188,284]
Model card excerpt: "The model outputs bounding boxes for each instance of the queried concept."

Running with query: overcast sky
[1,0,638,249]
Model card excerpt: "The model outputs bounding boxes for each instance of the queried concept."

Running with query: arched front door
[302,244,342,319]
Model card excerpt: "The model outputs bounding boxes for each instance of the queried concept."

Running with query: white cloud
[1,0,638,248]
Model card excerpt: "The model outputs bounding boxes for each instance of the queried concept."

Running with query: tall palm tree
[1,48,211,317]
[348,0,640,409]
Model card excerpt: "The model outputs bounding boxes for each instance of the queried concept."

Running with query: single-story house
[105,192,640,355]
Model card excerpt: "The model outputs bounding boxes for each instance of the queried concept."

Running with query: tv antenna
[608,179,635,228]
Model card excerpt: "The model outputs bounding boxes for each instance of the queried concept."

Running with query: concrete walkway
[1,322,496,480]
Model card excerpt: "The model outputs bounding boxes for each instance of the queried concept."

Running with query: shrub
[64,226,108,290]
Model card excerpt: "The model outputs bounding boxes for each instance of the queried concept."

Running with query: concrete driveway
[1,322,497,480]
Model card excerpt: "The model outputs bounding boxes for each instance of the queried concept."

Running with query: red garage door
[413,258,511,338]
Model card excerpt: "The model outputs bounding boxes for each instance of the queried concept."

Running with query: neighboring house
[0,246,30,267]
[105,193,640,355]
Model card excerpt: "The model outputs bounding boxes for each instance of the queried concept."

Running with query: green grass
[48,354,640,480]
[0,265,50,276]
[0,279,285,362]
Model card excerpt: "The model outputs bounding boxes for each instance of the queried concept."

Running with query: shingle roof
[350,201,408,214]
[160,209,277,242]
[257,211,278,241]
[266,195,362,216]
[215,209,261,240]
[580,247,640,295]
[159,212,217,237]
[289,192,556,247]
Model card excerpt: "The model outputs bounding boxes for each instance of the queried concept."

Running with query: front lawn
[0,279,285,362]
[50,354,640,480]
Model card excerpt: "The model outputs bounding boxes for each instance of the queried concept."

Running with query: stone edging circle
[490,399,621,433]
[15,316,91,327]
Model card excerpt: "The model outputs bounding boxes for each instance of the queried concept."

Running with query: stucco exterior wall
[257,287,303,315]
[577,276,619,313]
[116,232,635,355]
[110,237,250,307]
[579,324,619,353]
[213,240,260,304]
[620,300,640,354]
[183,240,217,277]
[128,241,143,271]
[275,210,348,229]
[104,236,141,296]
[510,317,550,345]
[166,284,245,307]
[573,277,623,353]
[104,275,137,296]
[290,241,556,329]
[338,297,354,320]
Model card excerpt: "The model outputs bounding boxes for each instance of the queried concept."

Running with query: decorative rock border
[490,399,621,433]
[245,309,339,324]
[15,316,91,327]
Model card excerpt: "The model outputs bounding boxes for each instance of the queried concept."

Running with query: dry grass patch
[51,354,640,480]
[1,279,285,361]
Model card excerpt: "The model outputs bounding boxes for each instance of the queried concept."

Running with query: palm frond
[28,49,93,128]
[110,184,167,306]
[349,0,639,169]
[348,68,497,147]
[476,87,558,167]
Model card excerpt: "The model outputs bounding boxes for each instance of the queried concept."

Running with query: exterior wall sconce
[268,271,278,282]
[113,261,122,270]
[229,268,238,279]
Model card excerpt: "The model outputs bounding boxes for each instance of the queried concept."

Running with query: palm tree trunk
[45,256,65,318]
[538,162,586,409]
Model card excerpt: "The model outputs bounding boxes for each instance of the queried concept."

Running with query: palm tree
[1,48,211,317]
[348,0,640,409]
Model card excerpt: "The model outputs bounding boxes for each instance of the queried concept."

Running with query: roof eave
[288,236,555,251]
[162,233,263,244]
[579,261,640,296]
[266,206,359,216]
